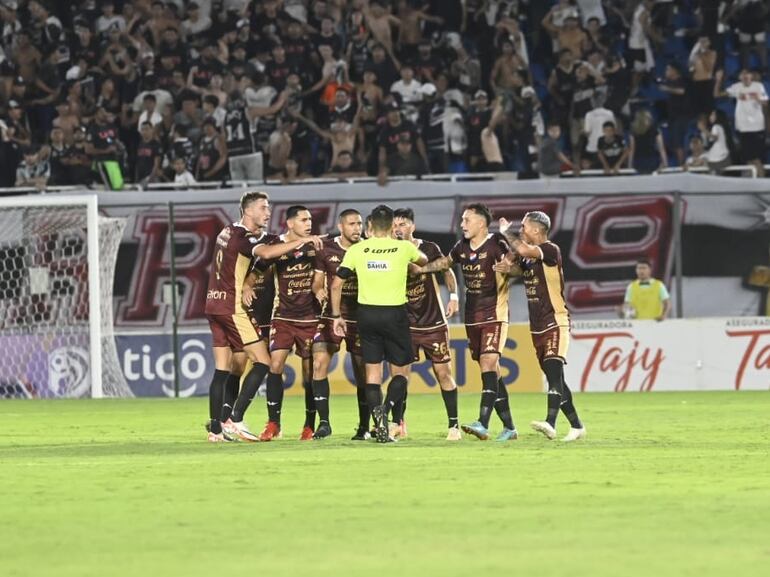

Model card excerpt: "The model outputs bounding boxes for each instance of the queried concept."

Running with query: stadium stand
[0,0,768,191]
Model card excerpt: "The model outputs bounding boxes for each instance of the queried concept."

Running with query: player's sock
[402,388,408,420]
[391,399,404,424]
[303,380,316,430]
[543,359,565,428]
[220,373,240,422]
[441,387,459,428]
[356,384,370,430]
[230,362,269,422]
[266,372,284,425]
[494,376,516,430]
[560,381,583,429]
[365,383,381,415]
[208,369,229,435]
[383,375,408,418]
[312,378,331,424]
[479,371,499,428]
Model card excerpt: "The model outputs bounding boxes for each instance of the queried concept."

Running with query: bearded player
[497,212,586,442]
[392,208,462,441]
[310,209,369,439]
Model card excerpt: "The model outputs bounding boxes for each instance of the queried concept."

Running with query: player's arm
[312,269,327,305]
[498,218,541,259]
[252,235,325,260]
[417,254,451,273]
[444,268,459,317]
[330,267,353,336]
[242,270,258,307]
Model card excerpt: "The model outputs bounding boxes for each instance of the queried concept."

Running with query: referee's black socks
[266,372,284,425]
[365,383,381,415]
[479,371,499,428]
[356,384,370,430]
[543,359,565,427]
[494,377,516,431]
[384,375,408,416]
[230,362,269,423]
[208,369,229,435]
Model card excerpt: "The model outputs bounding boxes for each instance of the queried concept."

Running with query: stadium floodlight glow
[0,194,132,398]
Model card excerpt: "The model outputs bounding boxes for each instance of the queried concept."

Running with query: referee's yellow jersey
[339,237,421,306]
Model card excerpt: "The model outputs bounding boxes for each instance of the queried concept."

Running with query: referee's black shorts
[356,304,413,367]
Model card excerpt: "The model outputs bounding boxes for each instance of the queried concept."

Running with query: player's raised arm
[499,217,542,260]
[252,234,326,260]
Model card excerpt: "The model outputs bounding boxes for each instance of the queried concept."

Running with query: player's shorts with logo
[313,317,361,355]
[207,312,261,351]
[531,326,569,365]
[357,304,413,366]
[411,325,451,364]
[465,321,507,361]
[270,318,317,359]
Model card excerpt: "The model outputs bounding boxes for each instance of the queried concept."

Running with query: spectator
[135,121,163,185]
[716,69,768,177]
[16,146,49,189]
[688,36,717,117]
[729,0,768,71]
[684,135,708,171]
[538,120,574,178]
[377,100,428,185]
[628,0,658,95]
[548,49,578,131]
[172,156,196,185]
[699,110,733,175]
[137,94,164,134]
[480,96,506,172]
[387,133,427,177]
[629,109,667,174]
[658,62,689,166]
[84,104,124,190]
[583,101,616,169]
[46,126,69,186]
[167,123,196,176]
[618,259,671,321]
[324,149,366,177]
[390,64,422,123]
[62,126,93,186]
[465,90,493,172]
[202,94,226,129]
[597,121,630,175]
[52,98,80,145]
[490,39,529,97]
[196,118,228,182]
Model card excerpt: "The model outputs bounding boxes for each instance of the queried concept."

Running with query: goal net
[0,195,132,398]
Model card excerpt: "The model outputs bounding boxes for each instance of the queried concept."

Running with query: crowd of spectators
[0,0,768,191]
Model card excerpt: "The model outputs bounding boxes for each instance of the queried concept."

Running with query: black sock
[441,388,459,428]
[384,375,408,419]
[356,385,369,430]
[312,378,330,424]
[543,359,565,427]
[266,372,284,425]
[208,369,229,434]
[221,373,240,422]
[479,371,499,428]
[560,382,583,429]
[303,380,316,429]
[365,383,381,416]
[391,386,408,423]
[230,362,269,422]
[494,377,515,430]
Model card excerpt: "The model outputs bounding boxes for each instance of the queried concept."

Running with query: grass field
[1,392,769,577]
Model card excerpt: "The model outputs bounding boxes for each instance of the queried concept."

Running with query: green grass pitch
[1,392,769,577]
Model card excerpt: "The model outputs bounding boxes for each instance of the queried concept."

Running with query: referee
[330,205,428,443]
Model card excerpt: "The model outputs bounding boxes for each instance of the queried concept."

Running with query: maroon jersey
[449,232,511,325]
[269,235,321,323]
[313,236,359,320]
[518,241,570,333]
[250,253,276,326]
[406,239,447,329]
[205,223,260,316]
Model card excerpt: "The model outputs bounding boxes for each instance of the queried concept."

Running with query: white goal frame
[0,194,103,397]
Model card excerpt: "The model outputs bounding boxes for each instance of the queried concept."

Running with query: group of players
[204,190,586,444]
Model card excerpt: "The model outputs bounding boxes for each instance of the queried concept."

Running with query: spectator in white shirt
[137,93,164,135]
[699,110,733,174]
[95,1,126,37]
[390,64,423,123]
[173,157,197,186]
[716,68,768,177]
[684,135,708,170]
[583,105,616,167]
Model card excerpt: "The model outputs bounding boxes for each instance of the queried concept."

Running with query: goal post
[0,194,132,398]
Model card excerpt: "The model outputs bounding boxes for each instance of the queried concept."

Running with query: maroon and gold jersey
[406,239,447,329]
[449,232,511,325]
[268,234,321,323]
[518,241,570,333]
[313,236,359,320]
[249,262,275,327]
[205,223,261,316]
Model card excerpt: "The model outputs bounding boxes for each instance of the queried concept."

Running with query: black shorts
[357,304,413,366]
[739,131,765,163]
